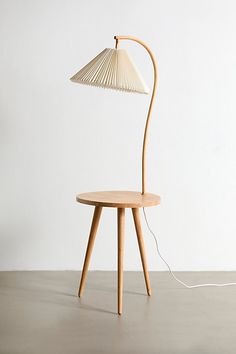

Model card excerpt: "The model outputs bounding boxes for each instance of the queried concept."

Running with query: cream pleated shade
[70,48,149,94]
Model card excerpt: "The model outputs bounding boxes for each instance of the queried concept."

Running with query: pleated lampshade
[70,48,149,94]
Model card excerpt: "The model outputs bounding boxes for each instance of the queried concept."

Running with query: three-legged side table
[76,191,160,315]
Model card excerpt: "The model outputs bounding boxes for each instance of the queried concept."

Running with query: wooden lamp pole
[114,35,158,195]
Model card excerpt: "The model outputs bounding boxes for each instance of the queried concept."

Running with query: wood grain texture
[78,206,102,297]
[132,208,152,296]
[117,208,125,315]
[77,191,160,208]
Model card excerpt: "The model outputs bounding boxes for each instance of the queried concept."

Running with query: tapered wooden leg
[132,208,152,296]
[117,208,125,315]
[78,206,102,297]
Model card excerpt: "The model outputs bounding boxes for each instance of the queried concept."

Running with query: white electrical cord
[142,207,236,288]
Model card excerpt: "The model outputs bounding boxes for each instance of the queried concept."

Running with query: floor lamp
[70,35,160,314]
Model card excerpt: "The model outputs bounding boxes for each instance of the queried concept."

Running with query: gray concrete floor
[0,271,236,354]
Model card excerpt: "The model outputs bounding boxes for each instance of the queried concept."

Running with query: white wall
[1,0,236,271]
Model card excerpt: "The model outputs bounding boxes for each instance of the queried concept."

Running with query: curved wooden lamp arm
[114,35,158,195]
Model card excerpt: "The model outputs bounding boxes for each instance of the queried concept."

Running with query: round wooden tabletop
[76,191,161,208]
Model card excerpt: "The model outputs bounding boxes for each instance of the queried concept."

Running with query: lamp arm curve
[114,35,158,195]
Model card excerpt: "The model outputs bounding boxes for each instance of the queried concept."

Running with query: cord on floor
[142,207,236,288]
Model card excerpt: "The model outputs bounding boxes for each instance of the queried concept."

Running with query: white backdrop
[1,0,236,271]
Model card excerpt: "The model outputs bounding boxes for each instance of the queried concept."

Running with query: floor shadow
[86,284,147,296]
[77,300,117,315]
[55,291,78,298]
